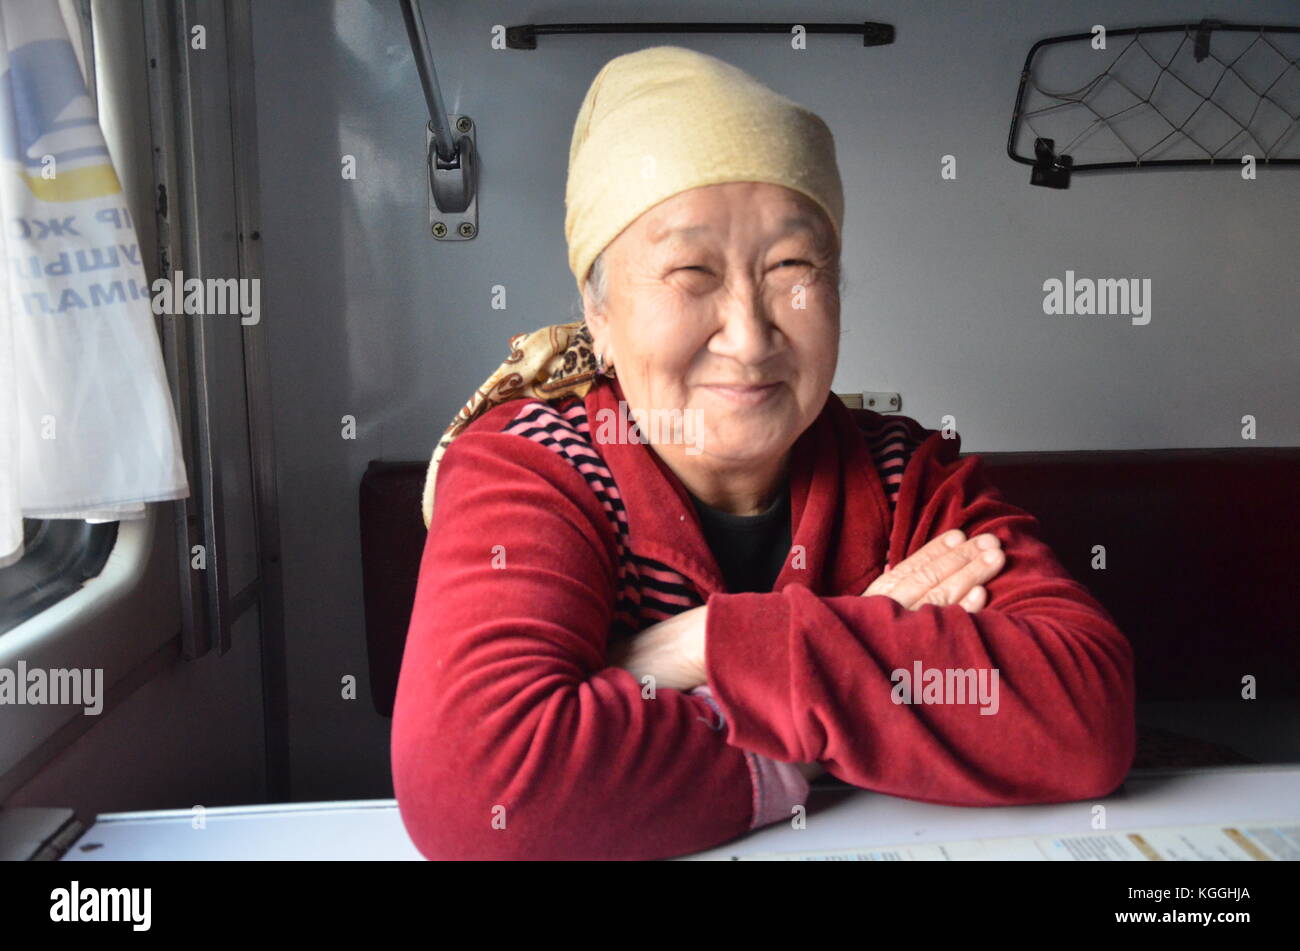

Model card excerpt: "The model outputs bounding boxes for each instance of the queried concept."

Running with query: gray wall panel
[249,0,1300,798]
[7,607,266,817]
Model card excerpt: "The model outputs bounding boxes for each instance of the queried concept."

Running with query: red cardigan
[391,378,1136,860]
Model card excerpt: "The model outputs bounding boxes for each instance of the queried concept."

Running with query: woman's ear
[581,286,612,363]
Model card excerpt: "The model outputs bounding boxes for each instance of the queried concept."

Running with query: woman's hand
[606,604,709,691]
[863,529,1005,612]
[608,611,829,782]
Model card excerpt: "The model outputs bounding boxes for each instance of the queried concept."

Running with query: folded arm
[703,433,1137,805]
[391,427,777,860]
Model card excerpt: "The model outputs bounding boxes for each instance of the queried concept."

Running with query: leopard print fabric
[421,320,614,527]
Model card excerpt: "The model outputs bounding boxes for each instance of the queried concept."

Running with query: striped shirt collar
[586,377,892,598]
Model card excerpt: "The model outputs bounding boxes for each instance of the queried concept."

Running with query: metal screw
[458,222,475,238]
[868,398,876,407]
[432,222,447,237]
[456,117,472,133]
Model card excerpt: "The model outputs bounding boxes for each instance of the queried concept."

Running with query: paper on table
[733,821,1300,861]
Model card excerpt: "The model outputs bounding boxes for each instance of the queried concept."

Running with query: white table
[50,765,1299,861]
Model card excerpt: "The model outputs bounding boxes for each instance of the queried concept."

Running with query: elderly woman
[391,46,1135,860]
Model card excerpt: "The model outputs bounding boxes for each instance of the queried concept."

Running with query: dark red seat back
[360,448,1300,716]
[980,448,1299,701]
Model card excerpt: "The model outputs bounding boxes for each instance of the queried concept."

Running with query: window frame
[0,507,181,800]
[0,519,120,636]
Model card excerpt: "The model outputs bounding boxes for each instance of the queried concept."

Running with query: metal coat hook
[400,0,478,239]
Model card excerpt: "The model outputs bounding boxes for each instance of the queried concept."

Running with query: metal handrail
[504,21,895,50]
[399,0,456,164]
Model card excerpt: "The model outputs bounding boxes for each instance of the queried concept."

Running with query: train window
[0,519,119,636]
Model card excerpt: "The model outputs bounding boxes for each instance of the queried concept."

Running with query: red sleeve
[703,428,1137,806]
[390,420,759,860]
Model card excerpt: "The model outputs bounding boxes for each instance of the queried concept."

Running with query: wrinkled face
[583,181,841,475]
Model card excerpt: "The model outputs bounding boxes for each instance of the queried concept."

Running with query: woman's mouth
[701,382,781,406]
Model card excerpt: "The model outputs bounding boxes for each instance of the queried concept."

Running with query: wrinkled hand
[864,529,1005,612]
[611,608,832,779]
[608,607,825,781]
[606,604,708,691]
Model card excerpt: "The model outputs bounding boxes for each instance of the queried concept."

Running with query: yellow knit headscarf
[422,46,844,528]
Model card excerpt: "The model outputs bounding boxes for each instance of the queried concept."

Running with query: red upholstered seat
[359,447,1300,718]
[358,460,428,719]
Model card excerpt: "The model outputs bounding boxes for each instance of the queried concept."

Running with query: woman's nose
[711,282,781,366]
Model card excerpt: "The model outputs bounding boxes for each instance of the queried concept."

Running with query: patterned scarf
[421,320,615,527]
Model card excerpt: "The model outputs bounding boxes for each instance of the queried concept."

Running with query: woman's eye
[777,259,811,269]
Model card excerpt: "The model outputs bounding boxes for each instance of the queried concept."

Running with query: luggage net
[1008,20,1300,186]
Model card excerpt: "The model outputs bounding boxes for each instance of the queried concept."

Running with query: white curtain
[0,0,188,568]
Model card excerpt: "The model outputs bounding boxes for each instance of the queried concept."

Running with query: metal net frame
[1008,20,1300,187]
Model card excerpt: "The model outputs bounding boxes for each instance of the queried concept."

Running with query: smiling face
[582,181,842,514]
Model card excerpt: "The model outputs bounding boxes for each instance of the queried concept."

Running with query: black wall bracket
[1031,137,1074,189]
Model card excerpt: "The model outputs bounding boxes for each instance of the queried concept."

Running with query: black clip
[862,22,895,47]
[1194,19,1223,63]
[1031,137,1072,189]
[505,25,536,49]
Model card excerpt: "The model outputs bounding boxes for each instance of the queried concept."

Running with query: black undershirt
[688,480,792,594]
